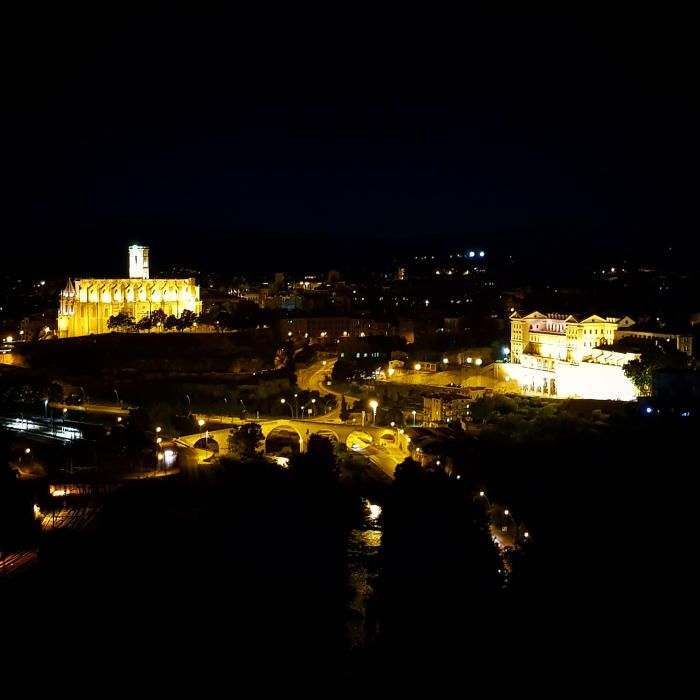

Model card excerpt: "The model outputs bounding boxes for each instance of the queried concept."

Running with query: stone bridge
[177,419,400,457]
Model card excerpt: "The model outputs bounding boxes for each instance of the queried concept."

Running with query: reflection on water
[346,500,383,648]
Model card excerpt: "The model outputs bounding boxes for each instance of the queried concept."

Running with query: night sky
[4,7,698,275]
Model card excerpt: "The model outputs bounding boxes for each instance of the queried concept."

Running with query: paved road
[296,358,361,423]
[360,444,399,479]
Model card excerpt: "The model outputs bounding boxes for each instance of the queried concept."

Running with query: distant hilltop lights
[467,250,485,258]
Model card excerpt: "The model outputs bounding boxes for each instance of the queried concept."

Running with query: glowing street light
[414,363,422,371]
[442,358,449,365]
[280,398,294,418]
[155,426,162,434]
[412,409,417,426]
[475,358,483,366]
[369,399,378,424]
[301,398,316,420]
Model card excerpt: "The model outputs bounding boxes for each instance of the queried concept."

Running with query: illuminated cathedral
[57,245,202,338]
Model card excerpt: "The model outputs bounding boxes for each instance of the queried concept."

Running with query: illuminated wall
[505,360,638,401]
[58,277,202,338]
[508,311,639,401]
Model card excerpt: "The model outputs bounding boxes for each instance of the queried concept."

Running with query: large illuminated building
[507,311,639,400]
[57,245,202,338]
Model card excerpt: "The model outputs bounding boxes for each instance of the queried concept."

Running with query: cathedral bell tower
[129,244,150,280]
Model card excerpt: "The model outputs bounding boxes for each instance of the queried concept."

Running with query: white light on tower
[129,244,150,280]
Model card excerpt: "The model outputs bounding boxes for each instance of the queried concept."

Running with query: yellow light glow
[414,363,422,371]
[368,503,382,521]
[198,419,205,427]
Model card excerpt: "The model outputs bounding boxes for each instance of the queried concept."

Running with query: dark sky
[3,7,698,275]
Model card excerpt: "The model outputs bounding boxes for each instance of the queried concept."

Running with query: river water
[346,500,383,649]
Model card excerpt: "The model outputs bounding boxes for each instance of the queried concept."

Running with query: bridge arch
[345,429,374,452]
[314,429,341,444]
[265,423,304,455]
[193,436,220,453]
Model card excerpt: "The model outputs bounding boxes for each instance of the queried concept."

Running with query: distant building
[614,320,693,358]
[443,316,464,334]
[508,311,639,400]
[57,245,202,338]
[423,394,470,424]
[423,391,482,425]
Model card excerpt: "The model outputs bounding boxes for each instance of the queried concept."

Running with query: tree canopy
[227,422,264,461]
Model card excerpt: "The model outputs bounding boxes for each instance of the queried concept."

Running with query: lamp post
[185,394,191,416]
[369,400,378,425]
[155,436,162,476]
[301,398,316,420]
[412,409,417,426]
[280,398,294,419]
[113,389,120,406]
[198,418,205,450]
[19,447,31,470]
[503,508,518,542]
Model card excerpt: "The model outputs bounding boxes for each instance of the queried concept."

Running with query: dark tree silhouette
[227,422,264,461]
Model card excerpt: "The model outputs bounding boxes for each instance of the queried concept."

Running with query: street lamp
[369,399,378,424]
[412,409,417,426]
[301,398,316,420]
[198,418,205,446]
[503,508,517,541]
[113,389,120,406]
[185,394,191,416]
[280,398,294,418]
